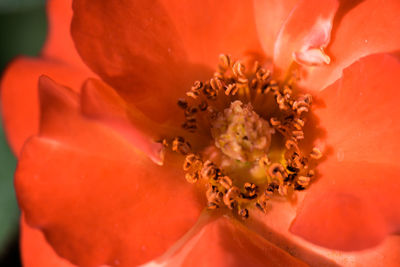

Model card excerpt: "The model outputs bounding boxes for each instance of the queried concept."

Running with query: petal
[291,160,400,251]
[315,53,400,166]
[21,215,76,267]
[0,57,88,156]
[290,53,400,250]
[301,0,400,91]
[159,1,263,67]
[71,0,262,121]
[273,0,339,73]
[16,76,203,266]
[165,215,307,267]
[254,0,300,59]
[41,0,89,70]
[81,78,166,165]
[245,197,400,266]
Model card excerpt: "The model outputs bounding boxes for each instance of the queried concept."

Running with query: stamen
[166,54,321,219]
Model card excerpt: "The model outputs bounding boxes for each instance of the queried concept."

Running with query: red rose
[2,0,400,266]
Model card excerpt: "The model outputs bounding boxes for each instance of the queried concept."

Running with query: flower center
[211,100,273,162]
[164,55,322,219]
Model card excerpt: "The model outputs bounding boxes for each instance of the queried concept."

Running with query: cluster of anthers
[163,54,322,219]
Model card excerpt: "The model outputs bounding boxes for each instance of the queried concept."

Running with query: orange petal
[71,0,262,121]
[315,53,400,166]
[273,0,339,73]
[16,76,202,266]
[291,160,400,251]
[290,53,400,250]
[254,0,300,60]
[21,215,76,267]
[301,0,400,91]
[159,1,263,69]
[0,57,88,156]
[165,215,307,267]
[41,0,89,70]
[81,78,166,165]
[244,197,400,266]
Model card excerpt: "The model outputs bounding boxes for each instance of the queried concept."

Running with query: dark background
[0,0,47,265]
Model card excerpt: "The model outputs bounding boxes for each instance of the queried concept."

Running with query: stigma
[163,54,322,219]
[211,100,274,162]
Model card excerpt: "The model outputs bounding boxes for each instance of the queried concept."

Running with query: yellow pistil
[164,54,322,219]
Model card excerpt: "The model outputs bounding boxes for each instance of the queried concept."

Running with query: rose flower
[1,0,400,266]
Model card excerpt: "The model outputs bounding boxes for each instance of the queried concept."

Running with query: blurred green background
[0,0,46,265]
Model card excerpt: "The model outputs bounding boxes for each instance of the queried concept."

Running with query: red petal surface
[71,0,262,121]
[16,76,202,266]
[291,161,400,251]
[254,0,299,60]
[301,0,400,91]
[0,58,87,156]
[21,216,76,267]
[273,0,339,73]
[41,0,89,70]
[245,197,400,266]
[166,216,307,267]
[291,53,400,250]
[81,78,166,165]
[314,53,400,166]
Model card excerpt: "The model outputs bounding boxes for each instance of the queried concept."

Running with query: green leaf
[0,0,45,14]
[0,124,19,256]
[0,7,47,70]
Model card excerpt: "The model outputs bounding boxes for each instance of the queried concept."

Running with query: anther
[185,106,198,117]
[186,91,199,99]
[278,184,288,196]
[259,155,271,168]
[219,176,233,190]
[185,172,200,184]
[201,160,218,180]
[232,61,245,77]
[297,175,311,187]
[292,130,304,140]
[244,182,257,197]
[198,101,208,111]
[256,68,271,81]
[192,80,203,92]
[172,137,191,155]
[223,186,240,209]
[310,147,322,159]
[256,194,269,213]
[225,83,238,96]
[238,208,249,219]
[177,99,188,109]
[210,77,223,91]
[219,54,231,70]
[270,117,281,126]
[183,153,202,171]
[268,163,287,180]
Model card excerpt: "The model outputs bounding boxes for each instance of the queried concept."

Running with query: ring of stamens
[164,54,322,219]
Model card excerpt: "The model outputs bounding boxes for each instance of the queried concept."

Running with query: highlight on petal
[301,0,400,91]
[253,0,299,59]
[0,57,88,156]
[291,53,400,251]
[71,0,262,121]
[16,76,203,266]
[164,215,307,267]
[21,216,76,267]
[273,0,339,72]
